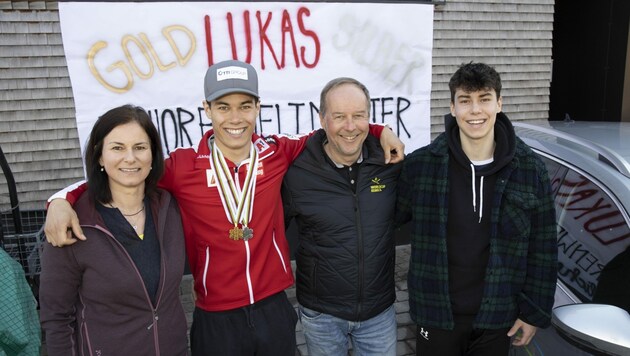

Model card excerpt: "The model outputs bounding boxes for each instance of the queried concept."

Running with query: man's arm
[280,180,296,229]
[394,159,413,228]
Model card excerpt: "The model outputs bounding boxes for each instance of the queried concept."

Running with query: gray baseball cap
[204,60,259,102]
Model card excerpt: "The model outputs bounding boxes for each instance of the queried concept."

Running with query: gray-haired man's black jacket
[282,129,401,321]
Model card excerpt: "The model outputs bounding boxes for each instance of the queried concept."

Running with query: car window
[542,155,567,197]
[552,166,630,304]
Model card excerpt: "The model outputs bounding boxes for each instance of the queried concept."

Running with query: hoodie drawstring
[470,164,484,223]
[478,176,484,223]
[471,164,476,212]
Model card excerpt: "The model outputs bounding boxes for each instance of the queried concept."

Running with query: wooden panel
[0,4,81,211]
[430,0,554,140]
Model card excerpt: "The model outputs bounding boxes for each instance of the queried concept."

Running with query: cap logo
[216,66,248,81]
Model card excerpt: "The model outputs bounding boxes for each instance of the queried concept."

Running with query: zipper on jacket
[80,307,91,356]
[147,310,159,329]
[148,309,161,355]
[203,246,210,297]
[154,201,169,308]
[354,191,364,319]
[272,231,288,273]
[245,240,254,304]
[233,161,255,305]
[89,224,160,307]
[84,224,164,354]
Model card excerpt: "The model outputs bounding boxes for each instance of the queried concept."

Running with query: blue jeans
[298,304,397,356]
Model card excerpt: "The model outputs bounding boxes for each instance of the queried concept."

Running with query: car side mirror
[552,304,630,355]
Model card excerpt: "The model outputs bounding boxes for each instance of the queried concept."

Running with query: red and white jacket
[162,130,307,311]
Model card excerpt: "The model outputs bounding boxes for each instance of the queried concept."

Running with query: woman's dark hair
[84,104,164,203]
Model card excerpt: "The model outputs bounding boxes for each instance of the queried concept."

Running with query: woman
[40,105,188,355]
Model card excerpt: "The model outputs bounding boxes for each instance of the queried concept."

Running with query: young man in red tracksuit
[44,60,403,355]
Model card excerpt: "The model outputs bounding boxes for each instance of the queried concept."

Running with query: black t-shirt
[447,160,496,317]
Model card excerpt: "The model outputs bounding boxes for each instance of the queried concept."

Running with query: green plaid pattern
[396,133,557,330]
[0,249,40,356]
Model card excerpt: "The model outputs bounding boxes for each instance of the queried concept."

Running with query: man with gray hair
[283,77,401,356]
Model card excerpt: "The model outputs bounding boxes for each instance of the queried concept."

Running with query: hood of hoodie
[444,111,516,175]
[444,111,516,223]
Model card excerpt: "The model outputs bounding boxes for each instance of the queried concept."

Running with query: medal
[229,226,244,240]
[242,226,254,241]
[211,141,259,242]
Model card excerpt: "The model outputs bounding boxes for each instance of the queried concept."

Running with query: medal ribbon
[210,142,258,234]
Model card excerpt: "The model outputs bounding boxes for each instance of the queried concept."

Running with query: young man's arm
[45,125,404,247]
[44,181,87,246]
[509,160,558,345]
[275,124,404,164]
[44,143,185,247]
[374,124,405,164]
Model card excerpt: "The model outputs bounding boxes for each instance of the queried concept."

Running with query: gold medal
[229,226,244,240]
[211,141,259,242]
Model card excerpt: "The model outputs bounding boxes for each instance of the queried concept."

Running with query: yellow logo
[370,177,386,193]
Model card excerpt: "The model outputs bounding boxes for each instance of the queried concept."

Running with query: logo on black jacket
[370,177,386,193]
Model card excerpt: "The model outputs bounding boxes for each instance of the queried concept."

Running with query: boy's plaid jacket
[396,113,557,330]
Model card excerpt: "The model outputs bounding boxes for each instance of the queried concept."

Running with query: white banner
[59,2,434,157]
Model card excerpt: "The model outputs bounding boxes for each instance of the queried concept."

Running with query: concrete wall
[0,0,555,211]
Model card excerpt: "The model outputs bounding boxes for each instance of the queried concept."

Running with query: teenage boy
[396,62,557,355]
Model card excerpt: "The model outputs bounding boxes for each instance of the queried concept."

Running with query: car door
[510,154,630,356]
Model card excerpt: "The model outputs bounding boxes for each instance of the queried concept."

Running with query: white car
[511,120,630,356]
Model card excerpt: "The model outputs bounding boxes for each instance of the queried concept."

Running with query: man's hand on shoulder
[380,126,405,164]
[44,199,86,247]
